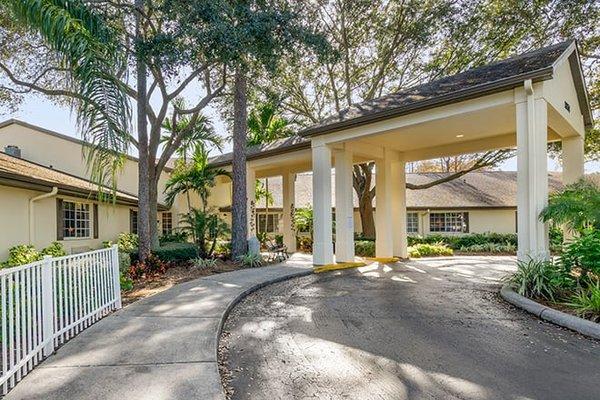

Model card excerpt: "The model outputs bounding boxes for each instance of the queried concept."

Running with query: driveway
[220,256,600,400]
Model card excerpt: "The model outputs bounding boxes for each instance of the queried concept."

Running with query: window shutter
[56,198,64,240]
[93,203,99,239]
[463,212,470,233]
[130,209,134,233]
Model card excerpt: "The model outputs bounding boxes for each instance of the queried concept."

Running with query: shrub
[128,254,169,279]
[355,240,375,257]
[408,233,517,250]
[193,257,217,269]
[297,236,313,253]
[159,231,188,245]
[560,229,600,278]
[5,245,41,267]
[118,252,131,273]
[237,253,264,268]
[152,243,198,262]
[120,272,134,292]
[214,241,231,258]
[564,283,600,322]
[540,178,600,233]
[113,233,138,253]
[458,242,516,254]
[180,208,230,258]
[408,243,453,258]
[41,242,67,257]
[506,258,574,301]
[274,234,284,246]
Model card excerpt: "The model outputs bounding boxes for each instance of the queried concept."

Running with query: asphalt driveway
[220,256,600,400]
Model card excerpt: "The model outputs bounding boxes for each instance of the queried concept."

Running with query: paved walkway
[222,256,600,400]
[6,254,313,400]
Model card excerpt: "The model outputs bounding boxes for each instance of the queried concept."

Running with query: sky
[4,95,599,174]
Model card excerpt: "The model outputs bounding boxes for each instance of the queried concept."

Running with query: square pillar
[246,166,256,240]
[516,96,549,260]
[391,158,408,258]
[375,150,394,258]
[562,135,585,185]
[334,147,355,262]
[282,171,297,252]
[312,144,334,265]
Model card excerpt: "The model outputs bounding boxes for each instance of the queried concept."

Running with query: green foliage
[255,179,274,205]
[159,231,189,245]
[214,241,232,258]
[540,179,600,234]
[294,208,313,236]
[296,236,313,253]
[247,101,292,146]
[152,243,198,263]
[506,258,574,302]
[549,225,564,253]
[4,245,41,267]
[408,233,517,250]
[564,283,600,322]
[274,234,284,246]
[115,233,139,253]
[237,253,264,268]
[128,254,170,280]
[193,257,217,269]
[408,243,453,258]
[120,272,133,292]
[180,208,230,258]
[41,242,67,257]
[354,240,375,257]
[458,243,516,254]
[560,229,600,278]
[118,252,131,273]
[5,0,130,192]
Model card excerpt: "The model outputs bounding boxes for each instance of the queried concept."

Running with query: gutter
[29,187,58,244]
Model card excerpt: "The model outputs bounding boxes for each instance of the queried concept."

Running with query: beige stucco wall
[0,185,133,261]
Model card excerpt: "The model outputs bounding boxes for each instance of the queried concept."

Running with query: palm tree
[164,145,230,213]
[5,0,131,193]
[180,208,230,259]
[540,179,600,234]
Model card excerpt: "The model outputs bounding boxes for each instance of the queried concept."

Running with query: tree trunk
[135,0,151,262]
[149,170,159,249]
[231,67,248,258]
[359,192,376,239]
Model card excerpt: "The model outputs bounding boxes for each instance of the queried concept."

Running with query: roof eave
[208,140,311,168]
[299,67,555,138]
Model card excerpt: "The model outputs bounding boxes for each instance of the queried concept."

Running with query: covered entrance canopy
[210,40,592,265]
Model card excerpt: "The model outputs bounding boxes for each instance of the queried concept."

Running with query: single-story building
[218,171,564,237]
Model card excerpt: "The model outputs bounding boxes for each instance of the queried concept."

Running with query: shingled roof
[301,40,592,137]
[239,171,564,211]
[209,135,309,168]
[0,152,167,209]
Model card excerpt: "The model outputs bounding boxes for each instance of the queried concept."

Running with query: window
[429,212,469,233]
[63,201,91,238]
[256,213,281,233]
[130,210,138,234]
[162,212,173,235]
[407,212,419,234]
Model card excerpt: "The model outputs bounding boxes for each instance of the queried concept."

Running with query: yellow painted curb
[314,262,367,274]
[365,257,400,263]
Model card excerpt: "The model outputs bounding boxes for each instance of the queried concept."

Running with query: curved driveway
[221,256,600,400]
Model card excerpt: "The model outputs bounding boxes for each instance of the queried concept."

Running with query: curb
[500,284,600,340]
[215,267,314,399]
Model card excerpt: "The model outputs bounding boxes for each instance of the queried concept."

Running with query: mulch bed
[121,260,248,306]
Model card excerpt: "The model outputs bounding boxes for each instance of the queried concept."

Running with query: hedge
[408,243,453,258]
[354,240,375,257]
[408,233,518,250]
[130,242,198,263]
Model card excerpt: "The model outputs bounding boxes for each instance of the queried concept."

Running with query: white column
[375,150,394,258]
[334,147,355,262]
[562,135,585,185]
[516,96,549,261]
[282,171,297,252]
[312,144,334,265]
[246,166,256,240]
[391,158,408,258]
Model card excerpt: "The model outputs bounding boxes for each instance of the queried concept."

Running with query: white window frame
[407,212,419,234]
[62,200,92,239]
[429,212,468,233]
[162,212,173,235]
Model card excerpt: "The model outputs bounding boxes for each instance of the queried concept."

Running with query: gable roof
[0,151,167,210]
[300,40,592,137]
[241,171,564,211]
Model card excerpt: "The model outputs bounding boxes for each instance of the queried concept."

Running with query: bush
[237,253,264,268]
[193,257,217,269]
[213,241,231,258]
[408,233,517,250]
[4,245,41,267]
[120,272,134,291]
[354,240,375,257]
[564,283,600,322]
[153,243,198,262]
[41,242,67,257]
[118,252,131,273]
[108,233,139,253]
[408,243,453,258]
[458,242,516,254]
[159,231,188,245]
[297,236,313,253]
[506,258,574,301]
[129,254,169,279]
[560,229,600,278]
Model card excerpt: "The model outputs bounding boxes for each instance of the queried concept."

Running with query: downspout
[29,187,58,245]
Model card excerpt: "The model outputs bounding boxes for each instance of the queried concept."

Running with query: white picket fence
[0,245,121,394]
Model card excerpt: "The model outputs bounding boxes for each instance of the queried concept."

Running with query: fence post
[111,245,122,309]
[41,255,55,357]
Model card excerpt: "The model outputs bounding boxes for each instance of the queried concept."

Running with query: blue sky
[4,95,599,173]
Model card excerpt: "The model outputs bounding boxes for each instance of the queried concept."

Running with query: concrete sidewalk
[6,254,313,400]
